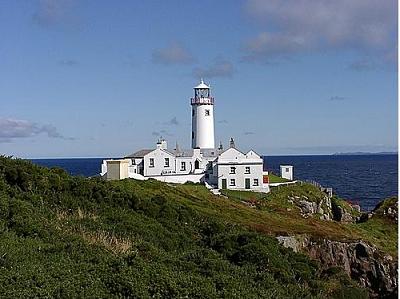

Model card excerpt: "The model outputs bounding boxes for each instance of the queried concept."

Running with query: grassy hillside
[267,173,291,183]
[0,156,391,297]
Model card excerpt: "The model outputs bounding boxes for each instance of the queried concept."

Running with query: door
[245,178,250,189]
[221,179,227,189]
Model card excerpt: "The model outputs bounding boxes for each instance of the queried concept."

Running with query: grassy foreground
[0,156,394,298]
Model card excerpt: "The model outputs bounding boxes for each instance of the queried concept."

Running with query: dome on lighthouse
[194,79,210,89]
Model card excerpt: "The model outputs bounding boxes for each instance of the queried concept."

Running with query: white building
[191,79,215,149]
[280,165,294,181]
[214,147,266,191]
[100,80,270,193]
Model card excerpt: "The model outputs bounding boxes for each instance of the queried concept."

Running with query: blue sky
[0,0,397,158]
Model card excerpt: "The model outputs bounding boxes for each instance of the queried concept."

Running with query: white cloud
[193,57,234,78]
[152,42,195,65]
[243,0,397,65]
[0,117,73,142]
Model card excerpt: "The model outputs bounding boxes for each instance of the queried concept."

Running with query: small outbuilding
[104,159,131,181]
[280,165,293,181]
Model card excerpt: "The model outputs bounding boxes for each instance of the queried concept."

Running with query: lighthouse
[191,79,215,149]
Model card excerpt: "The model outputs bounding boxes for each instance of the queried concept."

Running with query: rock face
[372,198,398,222]
[331,204,355,222]
[277,236,398,298]
[288,193,363,223]
[288,195,333,220]
[281,191,397,296]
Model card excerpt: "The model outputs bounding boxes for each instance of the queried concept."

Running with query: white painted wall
[217,163,263,190]
[215,148,265,191]
[174,157,193,175]
[191,104,215,149]
[143,149,176,176]
[105,159,130,180]
[280,165,293,180]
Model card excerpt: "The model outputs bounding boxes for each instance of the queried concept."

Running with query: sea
[30,154,398,211]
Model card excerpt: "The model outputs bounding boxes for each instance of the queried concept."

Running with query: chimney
[156,138,167,150]
[229,137,235,148]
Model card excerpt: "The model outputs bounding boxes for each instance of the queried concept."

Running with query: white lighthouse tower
[191,79,215,149]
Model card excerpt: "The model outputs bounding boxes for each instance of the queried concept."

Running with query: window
[253,179,259,186]
[230,179,236,186]
[164,158,170,167]
[192,131,195,139]
[149,158,154,168]
[230,167,236,174]
[286,167,290,172]
[205,109,210,116]
[192,109,195,116]
[181,162,186,171]
[245,166,250,174]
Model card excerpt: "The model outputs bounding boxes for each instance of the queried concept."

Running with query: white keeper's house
[100,80,270,193]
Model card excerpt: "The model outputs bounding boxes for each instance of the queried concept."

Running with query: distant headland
[333,151,398,156]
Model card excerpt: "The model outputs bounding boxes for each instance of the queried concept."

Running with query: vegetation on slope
[268,173,291,183]
[351,197,398,257]
[0,156,389,297]
[219,183,396,257]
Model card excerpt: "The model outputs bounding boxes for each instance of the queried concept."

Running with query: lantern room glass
[195,88,209,98]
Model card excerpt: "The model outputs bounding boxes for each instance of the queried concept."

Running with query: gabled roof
[160,148,176,157]
[124,149,154,158]
[174,149,194,157]
[219,146,246,155]
[217,147,246,159]
[246,149,261,158]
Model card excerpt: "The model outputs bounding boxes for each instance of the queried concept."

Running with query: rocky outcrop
[288,195,332,220]
[277,235,398,298]
[287,193,362,223]
[372,198,398,222]
[332,204,356,222]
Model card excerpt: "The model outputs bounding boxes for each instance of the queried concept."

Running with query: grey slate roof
[173,148,221,157]
[124,149,154,158]
[125,147,222,159]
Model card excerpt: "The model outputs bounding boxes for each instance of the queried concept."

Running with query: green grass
[268,173,291,183]
[179,183,397,256]
[220,189,267,202]
[350,217,398,257]
[0,156,394,297]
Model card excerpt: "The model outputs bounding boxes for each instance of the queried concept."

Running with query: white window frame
[164,158,170,167]
[245,166,250,174]
[230,179,236,186]
[230,167,236,174]
[149,158,154,168]
[253,179,259,186]
[181,161,186,171]
[205,109,210,116]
